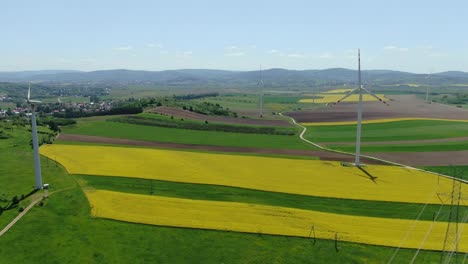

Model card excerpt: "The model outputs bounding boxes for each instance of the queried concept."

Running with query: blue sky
[1,0,467,72]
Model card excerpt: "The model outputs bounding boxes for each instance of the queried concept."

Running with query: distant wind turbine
[426,71,432,103]
[257,65,264,117]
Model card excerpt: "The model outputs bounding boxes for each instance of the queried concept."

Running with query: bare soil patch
[147,106,291,127]
[58,134,385,165]
[287,95,468,123]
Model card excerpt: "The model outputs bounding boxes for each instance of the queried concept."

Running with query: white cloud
[384,45,409,52]
[225,46,238,51]
[268,49,279,54]
[249,45,257,49]
[225,52,245,57]
[286,53,306,58]
[160,50,169,54]
[81,58,97,62]
[416,45,433,50]
[113,46,133,51]
[176,51,193,58]
[147,43,163,48]
[428,53,448,57]
[56,57,71,63]
[318,53,333,59]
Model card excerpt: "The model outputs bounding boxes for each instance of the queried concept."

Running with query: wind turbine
[257,65,264,117]
[26,82,43,189]
[425,72,432,103]
[331,49,388,167]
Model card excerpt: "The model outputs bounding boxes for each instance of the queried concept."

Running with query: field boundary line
[279,113,468,184]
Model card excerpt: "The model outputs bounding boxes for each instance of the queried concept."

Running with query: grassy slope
[0,128,442,263]
[0,127,75,228]
[305,120,468,142]
[79,174,455,222]
[61,119,314,150]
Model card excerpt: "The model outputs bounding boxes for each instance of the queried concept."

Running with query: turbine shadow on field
[1,189,38,212]
[357,166,378,184]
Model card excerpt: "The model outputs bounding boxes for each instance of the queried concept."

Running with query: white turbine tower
[332,49,388,167]
[26,82,43,189]
[257,66,264,117]
[426,72,432,103]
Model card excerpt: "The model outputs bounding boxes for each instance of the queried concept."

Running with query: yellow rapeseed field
[301,117,468,126]
[86,190,467,252]
[41,144,458,204]
[323,88,354,94]
[303,89,354,96]
[299,93,387,104]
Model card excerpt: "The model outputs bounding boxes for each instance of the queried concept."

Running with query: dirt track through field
[57,134,385,165]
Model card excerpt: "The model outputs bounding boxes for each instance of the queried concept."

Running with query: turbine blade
[27,82,31,101]
[331,88,358,105]
[361,87,388,105]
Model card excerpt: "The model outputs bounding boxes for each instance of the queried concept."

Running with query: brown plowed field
[322,136,468,146]
[368,151,468,166]
[147,106,291,127]
[57,134,385,165]
[287,95,468,123]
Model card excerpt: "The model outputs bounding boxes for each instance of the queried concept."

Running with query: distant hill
[435,71,468,78]
[1,68,468,87]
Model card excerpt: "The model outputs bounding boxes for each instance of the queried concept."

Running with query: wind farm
[1,1,468,263]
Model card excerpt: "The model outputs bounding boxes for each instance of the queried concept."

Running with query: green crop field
[0,123,444,263]
[304,120,468,143]
[78,174,455,222]
[61,118,313,150]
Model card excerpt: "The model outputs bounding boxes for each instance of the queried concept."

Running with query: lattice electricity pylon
[438,168,467,264]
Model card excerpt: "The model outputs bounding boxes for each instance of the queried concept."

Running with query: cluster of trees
[125,96,239,118]
[174,92,219,100]
[182,102,237,117]
[111,115,295,135]
[435,93,468,105]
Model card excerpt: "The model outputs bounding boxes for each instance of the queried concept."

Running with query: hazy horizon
[0,67,463,75]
